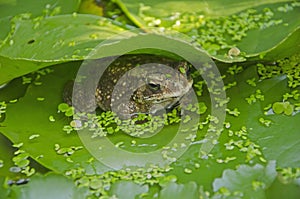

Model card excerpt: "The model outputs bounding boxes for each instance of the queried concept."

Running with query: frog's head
[132,62,193,113]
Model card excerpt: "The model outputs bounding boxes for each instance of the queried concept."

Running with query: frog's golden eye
[148,82,161,91]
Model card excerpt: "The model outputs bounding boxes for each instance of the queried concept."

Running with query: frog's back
[96,55,187,111]
[64,54,192,117]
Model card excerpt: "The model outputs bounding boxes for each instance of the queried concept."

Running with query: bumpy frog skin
[64,54,193,118]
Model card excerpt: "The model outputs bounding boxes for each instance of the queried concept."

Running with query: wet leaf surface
[8,173,89,199]
[0,0,81,18]
[116,0,300,62]
[0,14,129,85]
[0,62,111,174]
[159,181,199,199]
[109,180,149,199]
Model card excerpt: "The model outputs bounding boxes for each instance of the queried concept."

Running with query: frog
[63,54,193,119]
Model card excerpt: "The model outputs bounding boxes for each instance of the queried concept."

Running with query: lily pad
[0,62,111,174]
[116,0,300,62]
[0,177,9,199]
[159,181,199,199]
[0,0,81,18]
[8,173,89,199]
[213,161,277,199]
[109,180,149,199]
[0,14,129,85]
[0,134,15,177]
[266,178,300,199]
[116,0,292,20]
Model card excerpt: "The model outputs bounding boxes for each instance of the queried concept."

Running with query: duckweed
[115,141,124,148]
[48,115,55,122]
[252,180,265,191]
[193,81,204,96]
[12,142,23,148]
[0,160,3,168]
[58,99,204,138]
[54,144,83,156]
[277,167,300,184]
[227,65,243,75]
[22,76,32,84]
[246,89,264,104]
[283,90,299,101]
[11,144,35,177]
[28,134,40,140]
[138,3,297,56]
[36,97,45,101]
[183,168,192,174]
[224,81,237,90]
[295,103,300,111]
[0,101,6,119]
[223,126,264,163]
[272,101,294,115]
[194,163,200,169]
[246,78,257,87]
[259,118,272,127]
[58,103,70,112]
[216,156,237,164]
[224,122,231,129]
[9,99,18,103]
[277,3,294,12]
[226,108,240,117]
[65,164,174,197]
[257,54,300,88]
[263,104,272,113]
[68,41,76,47]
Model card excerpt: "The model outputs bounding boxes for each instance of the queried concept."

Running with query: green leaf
[0,62,110,174]
[216,62,300,168]
[116,0,300,62]
[0,14,129,85]
[245,75,300,167]
[213,161,277,199]
[159,181,199,199]
[9,173,89,199]
[0,176,9,199]
[0,0,81,18]
[109,180,149,199]
[0,16,11,42]
[262,28,300,60]
[116,0,292,23]
[0,134,16,178]
[272,102,285,114]
[266,178,300,199]
[249,111,300,167]
[0,0,81,45]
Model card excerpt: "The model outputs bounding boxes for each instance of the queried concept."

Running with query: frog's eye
[148,82,160,91]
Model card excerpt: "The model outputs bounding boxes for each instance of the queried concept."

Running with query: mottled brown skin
[64,54,193,118]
